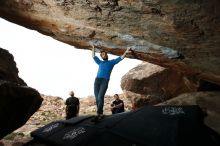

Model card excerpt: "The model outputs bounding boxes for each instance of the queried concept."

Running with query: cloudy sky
[0,18,141,99]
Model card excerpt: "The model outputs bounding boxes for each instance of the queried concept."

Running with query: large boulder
[0,81,43,139]
[121,62,198,104]
[0,48,25,85]
[0,48,43,139]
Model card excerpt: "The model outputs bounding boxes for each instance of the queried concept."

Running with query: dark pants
[112,108,124,114]
[94,78,109,114]
[66,105,78,120]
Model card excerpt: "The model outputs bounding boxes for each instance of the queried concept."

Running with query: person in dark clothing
[110,94,125,114]
[65,91,80,120]
[91,44,130,120]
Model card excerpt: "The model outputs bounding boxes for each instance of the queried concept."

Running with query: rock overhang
[0,0,219,84]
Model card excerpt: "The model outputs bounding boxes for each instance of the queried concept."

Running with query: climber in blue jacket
[91,44,131,120]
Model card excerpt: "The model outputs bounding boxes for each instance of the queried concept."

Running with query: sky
[0,18,141,99]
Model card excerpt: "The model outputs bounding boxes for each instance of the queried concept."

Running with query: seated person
[110,94,125,114]
[65,91,80,119]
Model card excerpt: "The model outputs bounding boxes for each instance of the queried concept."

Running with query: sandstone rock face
[158,92,220,134]
[0,48,25,85]
[0,81,43,139]
[0,48,43,139]
[121,62,198,104]
[0,0,219,85]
